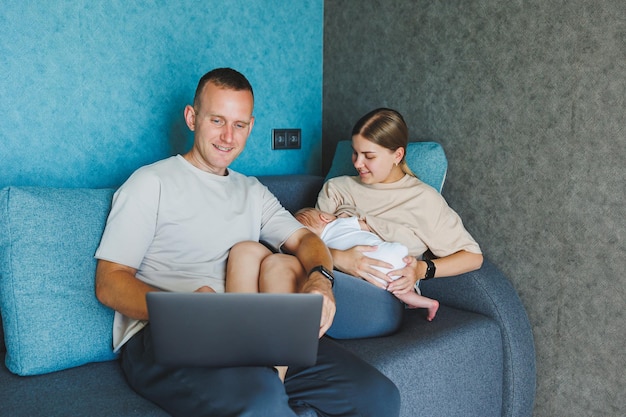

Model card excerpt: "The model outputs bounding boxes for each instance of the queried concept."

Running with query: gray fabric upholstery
[0,352,316,417]
[338,307,504,417]
[0,358,168,417]
[420,260,536,417]
[258,174,324,214]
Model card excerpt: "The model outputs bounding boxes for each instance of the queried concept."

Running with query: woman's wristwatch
[422,259,436,280]
[308,265,335,287]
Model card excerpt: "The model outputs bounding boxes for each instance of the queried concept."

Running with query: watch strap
[308,265,335,287]
[423,259,436,280]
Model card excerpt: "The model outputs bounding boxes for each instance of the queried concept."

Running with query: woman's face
[351,134,404,184]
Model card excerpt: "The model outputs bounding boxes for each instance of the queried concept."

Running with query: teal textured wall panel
[0,1,323,188]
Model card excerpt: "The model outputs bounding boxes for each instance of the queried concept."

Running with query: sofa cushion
[0,353,170,417]
[0,187,118,376]
[258,175,325,214]
[325,141,448,192]
[337,306,503,417]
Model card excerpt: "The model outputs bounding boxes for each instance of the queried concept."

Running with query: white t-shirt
[95,155,303,350]
[321,217,408,283]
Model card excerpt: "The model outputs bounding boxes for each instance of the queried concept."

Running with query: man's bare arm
[95,259,156,321]
[282,228,336,335]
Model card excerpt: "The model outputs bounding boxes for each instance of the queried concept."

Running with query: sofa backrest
[0,187,119,375]
[325,141,448,193]
[257,175,324,214]
[0,176,325,373]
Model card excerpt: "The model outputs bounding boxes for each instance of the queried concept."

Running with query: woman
[317,108,483,339]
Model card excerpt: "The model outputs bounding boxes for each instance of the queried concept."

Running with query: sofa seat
[1,306,501,417]
[337,307,503,417]
[0,355,168,417]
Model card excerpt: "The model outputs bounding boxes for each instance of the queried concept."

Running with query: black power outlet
[272,129,301,149]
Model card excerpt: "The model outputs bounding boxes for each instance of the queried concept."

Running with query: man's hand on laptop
[318,292,336,337]
[301,279,336,338]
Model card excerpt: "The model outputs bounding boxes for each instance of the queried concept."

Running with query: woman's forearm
[416,250,483,280]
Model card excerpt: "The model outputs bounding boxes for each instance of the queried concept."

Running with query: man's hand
[300,274,336,337]
[283,228,337,337]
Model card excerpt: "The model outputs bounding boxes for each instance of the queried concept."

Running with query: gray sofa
[0,174,536,417]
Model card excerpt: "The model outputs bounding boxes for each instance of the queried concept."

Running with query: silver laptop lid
[146,292,323,367]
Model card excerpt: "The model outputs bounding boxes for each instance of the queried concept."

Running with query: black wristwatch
[308,265,335,288]
[423,259,436,280]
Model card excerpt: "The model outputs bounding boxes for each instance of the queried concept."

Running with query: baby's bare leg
[394,291,440,321]
[258,253,306,383]
[225,241,273,293]
[258,253,305,293]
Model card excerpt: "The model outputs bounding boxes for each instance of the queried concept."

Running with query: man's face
[184,82,255,175]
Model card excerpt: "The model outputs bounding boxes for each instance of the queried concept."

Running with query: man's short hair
[193,68,254,108]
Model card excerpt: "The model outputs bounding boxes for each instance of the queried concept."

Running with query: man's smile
[214,144,234,152]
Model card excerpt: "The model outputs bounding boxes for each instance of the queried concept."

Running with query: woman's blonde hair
[351,108,415,177]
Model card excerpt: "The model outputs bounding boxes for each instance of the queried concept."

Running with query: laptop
[146,292,323,367]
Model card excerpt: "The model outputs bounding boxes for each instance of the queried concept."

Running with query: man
[95,68,400,417]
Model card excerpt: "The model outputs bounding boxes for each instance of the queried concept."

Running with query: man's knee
[233,376,297,417]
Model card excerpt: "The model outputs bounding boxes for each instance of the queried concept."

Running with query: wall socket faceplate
[272,129,301,149]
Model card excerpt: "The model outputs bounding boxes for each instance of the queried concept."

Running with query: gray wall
[323,1,625,416]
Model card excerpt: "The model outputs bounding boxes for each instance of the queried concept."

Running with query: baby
[295,208,439,321]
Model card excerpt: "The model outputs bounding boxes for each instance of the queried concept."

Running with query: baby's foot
[400,293,440,321]
[425,299,439,321]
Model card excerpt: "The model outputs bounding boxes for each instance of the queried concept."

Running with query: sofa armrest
[420,258,536,417]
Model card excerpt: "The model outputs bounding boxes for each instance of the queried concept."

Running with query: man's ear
[184,105,196,131]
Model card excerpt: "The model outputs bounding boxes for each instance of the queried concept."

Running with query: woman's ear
[395,147,405,165]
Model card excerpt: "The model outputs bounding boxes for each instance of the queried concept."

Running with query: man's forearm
[295,233,333,290]
[95,259,157,321]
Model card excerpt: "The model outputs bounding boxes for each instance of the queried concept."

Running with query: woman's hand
[387,250,484,294]
[386,256,421,294]
[330,246,394,288]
